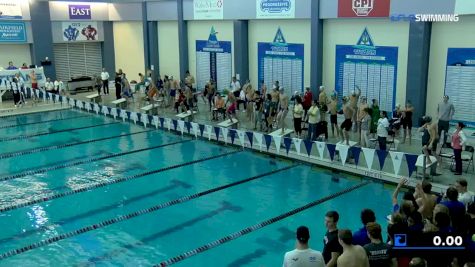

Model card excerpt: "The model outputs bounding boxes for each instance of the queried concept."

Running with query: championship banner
[194,0,223,20]
[0,67,46,90]
[0,0,22,19]
[256,0,295,19]
[62,22,98,41]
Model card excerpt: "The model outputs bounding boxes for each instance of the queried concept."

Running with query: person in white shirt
[54,80,64,95]
[101,68,110,95]
[307,100,320,141]
[230,76,241,97]
[293,96,304,138]
[283,226,324,267]
[376,111,390,151]
[455,179,474,207]
[44,78,54,92]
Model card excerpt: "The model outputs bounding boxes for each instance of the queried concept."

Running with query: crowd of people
[283,178,475,267]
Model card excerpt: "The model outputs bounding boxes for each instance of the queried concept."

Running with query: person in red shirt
[302,87,313,119]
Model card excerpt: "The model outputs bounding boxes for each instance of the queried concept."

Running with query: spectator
[407,211,424,237]
[283,226,324,267]
[337,229,369,267]
[44,78,54,92]
[437,95,455,144]
[230,76,241,97]
[364,222,396,267]
[377,111,390,151]
[20,63,28,69]
[360,107,372,147]
[302,87,313,118]
[452,122,468,175]
[423,204,449,233]
[441,187,466,232]
[101,68,110,95]
[6,61,17,70]
[322,211,343,267]
[253,91,264,131]
[353,209,376,246]
[409,257,427,267]
[414,181,437,219]
[293,96,304,138]
[307,100,320,141]
[455,179,474,208]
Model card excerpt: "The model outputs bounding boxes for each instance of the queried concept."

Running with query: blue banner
[258,27,304,97]
[444,48,475,127]
[335,28,398,114]
[0,22,26,43]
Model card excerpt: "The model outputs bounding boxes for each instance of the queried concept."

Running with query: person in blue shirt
[441,187,466,233]
[6,61,17,70]
[353,209,376,246]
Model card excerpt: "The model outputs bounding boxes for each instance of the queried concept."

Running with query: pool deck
[2,92,474,193]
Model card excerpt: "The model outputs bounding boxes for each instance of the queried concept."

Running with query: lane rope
[0,115,90,129]
[0,130,153,160]
[0,158,290,260]
[0,149,241,214]
[156,181,372,266]
[0,122,120,142]
[0,139,193,183]
[0,108,72,120]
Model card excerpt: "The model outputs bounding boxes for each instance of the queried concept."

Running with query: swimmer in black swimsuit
[339,96,354,145]
[401,101,414,145]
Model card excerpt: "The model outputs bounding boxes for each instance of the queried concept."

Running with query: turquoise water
[0,109,393,266]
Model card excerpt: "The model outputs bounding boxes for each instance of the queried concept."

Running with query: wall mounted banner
[258,27,304,96]
[0,67,46,90]
[194,0,224,20]
[0,21,26,42]
[338,0,390,17]
[0,0,22,19]
[196,26,232,91]
[444,48,475,127]
[69,4,92,20]
[256,0,295,19]
[335,28,398,113]
[62,22,98,41]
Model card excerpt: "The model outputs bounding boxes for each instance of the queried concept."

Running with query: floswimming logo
[390,13,459,22]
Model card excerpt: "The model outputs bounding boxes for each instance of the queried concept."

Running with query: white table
[217,119,239,128]
[111,98,127,108]
[86,93,101,103]
[270,128,294,137]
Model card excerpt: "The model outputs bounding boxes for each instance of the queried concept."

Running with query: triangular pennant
[178,120,185,134]
[185,122,192,134]
[405,154,418,177]
[93,103,100,114]
[304,139,313,157]
[292,138,302,155]
[153,116,159,129]
[159,117,165,128]
[191,122,199,138]
[221,127,229,144]
[55,94,60,103]
[206,125,213,140]
[120,109,127,121]
[246,132,254,147]
[316,141,325,160]
[350,146,362,166]
[283,137,292,155]
[214,126,221,141]
[70,98,75,107]
[264,134,272,151]
[199,124,205,137]
[101,105,109,115]
[376,150,388,170]
[273,135,282,154]
[48,92,52,100]
[236,130,245,147]
[390,151,404,176]
[230,129,237,144]
[327,144,336,161]
[337,144,349,165]
[254,132,263,151]
[165,118,171,131]
[130,112,138,124]
[172,120,178,131]
[141,113,149,127]
[362,147,375,170]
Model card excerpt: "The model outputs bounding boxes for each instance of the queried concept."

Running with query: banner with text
[256,0,295,19]
[335,28,398,113]
[194,0,224,20]
[338,0,390,18]
[62,22,98,41]
[0,21,26,42]
[0,67,47,90]
[0,0,22,19]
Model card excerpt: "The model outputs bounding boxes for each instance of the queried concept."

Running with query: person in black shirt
[323,211,343,266]
[364,222,396,267]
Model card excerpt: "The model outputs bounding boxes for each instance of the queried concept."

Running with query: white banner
[256,0,295,19]
[0,0,22,19]
[1,68,47,89]
[194,0,223,20]
[293,138,302,155]
[362,147,375,170]
[316,141,325,160]
[62,22,99,42]
[390,151,404,176]
[273,135,282,154]
[337,144,349,166]
[236,129,245,147]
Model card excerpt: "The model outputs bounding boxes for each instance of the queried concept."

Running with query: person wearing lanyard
[451,122,467,175]
[11,76,22,107]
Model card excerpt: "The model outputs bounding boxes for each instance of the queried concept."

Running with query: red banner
[338,0,390,17]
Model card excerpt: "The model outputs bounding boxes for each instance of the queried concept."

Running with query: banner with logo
[0,21,26,42]
[194,0,224,20]
[62,22,98,41]
[335,28,398,114]
[0,67,46,90]
[256,0,295,19]
[68,4,92,20]
[0,0,22,19]
[196,26,232,91]
[338,0,390,17]
[258,27,304,97]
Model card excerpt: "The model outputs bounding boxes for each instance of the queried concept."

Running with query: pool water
[0,109,393,266]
